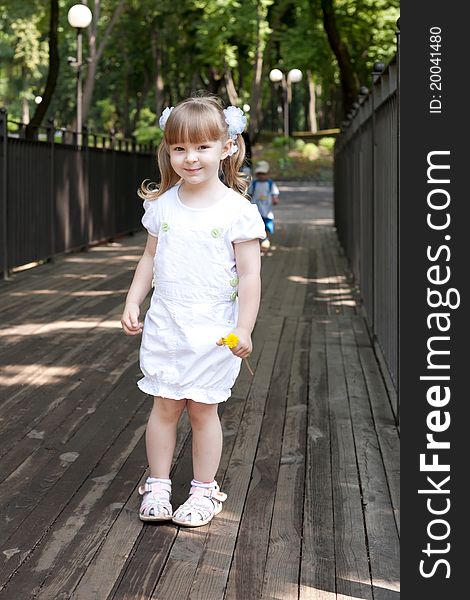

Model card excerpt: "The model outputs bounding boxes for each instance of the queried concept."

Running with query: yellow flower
[218,333,239,348]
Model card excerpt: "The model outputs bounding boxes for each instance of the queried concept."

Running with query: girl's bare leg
[187,400,223,482]
[146,396,186,478]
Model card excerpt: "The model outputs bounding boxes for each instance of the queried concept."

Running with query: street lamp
[67,4,93,146]
[269,68,303,141]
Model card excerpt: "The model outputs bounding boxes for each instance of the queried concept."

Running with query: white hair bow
[159,106,174,130]
[223,106,247,156]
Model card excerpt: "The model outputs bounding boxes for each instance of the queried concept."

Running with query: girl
[121,96,265,527]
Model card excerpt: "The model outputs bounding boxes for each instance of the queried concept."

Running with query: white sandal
[138,479,173,522]
[172,481,227,527]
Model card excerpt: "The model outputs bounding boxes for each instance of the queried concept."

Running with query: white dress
[138,184,266,404]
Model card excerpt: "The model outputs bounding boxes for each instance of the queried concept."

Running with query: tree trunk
[307,69,318,132]
[224,69,239,106]
[76,0,125,129]
[250,0,293,141]
[25,0,59,139]
[320,0,359,117]
[132,71,151,132]
[151,28,164,118]
[207,69,223,95]
[247,1,265,142]
[123,59,131,137]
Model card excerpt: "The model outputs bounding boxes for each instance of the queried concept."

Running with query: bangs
[164,102,226,145]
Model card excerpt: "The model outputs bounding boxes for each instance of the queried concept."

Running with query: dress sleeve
[230,200,266,243]
[141,199,159,237]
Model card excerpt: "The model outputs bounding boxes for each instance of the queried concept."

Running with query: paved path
[0,182,399,599]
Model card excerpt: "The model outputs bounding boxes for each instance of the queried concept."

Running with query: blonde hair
[138,95,248,201]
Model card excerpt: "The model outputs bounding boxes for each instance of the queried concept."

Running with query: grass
[251,136,334,184]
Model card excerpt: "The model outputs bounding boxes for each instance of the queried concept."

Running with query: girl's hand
[229,327,252,359]
[121,302,143,336]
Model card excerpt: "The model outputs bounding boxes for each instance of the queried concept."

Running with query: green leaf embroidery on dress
[162,222,170,232]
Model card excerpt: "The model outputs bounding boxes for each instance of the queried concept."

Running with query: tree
[320,0,359,116]
[26,0,59,138]
[0,1,49,122]
[76,0,125,129]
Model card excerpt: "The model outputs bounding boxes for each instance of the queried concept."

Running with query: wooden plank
[261,319,309,599]
[338,316,399,599]
[260,221,289,298]
[323,228,357,316]
[300,318,335,600]
[303,228,330,317]
[224,318,297,600]
[0,415,148,599]
[279,224,309,317]
[351,316,400,533]
[0,275,135,423]
[31,409,191,600]
[0,245,122,313]
[326,318,372,600]
[260,226,295,314]
[0,313,141,475]
[160,318,284,600]
[0,249,140,343]
[0,366,146,588]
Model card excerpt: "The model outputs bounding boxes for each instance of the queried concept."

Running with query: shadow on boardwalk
[0,182,399,599]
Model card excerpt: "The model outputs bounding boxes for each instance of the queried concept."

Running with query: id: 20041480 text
[429,26,443,114]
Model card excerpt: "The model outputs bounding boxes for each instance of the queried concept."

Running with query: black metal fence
[0,109,156,277]
[334,48,399,401]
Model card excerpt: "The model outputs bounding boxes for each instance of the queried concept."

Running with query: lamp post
[269,68,303,141]
[67,4,92,146]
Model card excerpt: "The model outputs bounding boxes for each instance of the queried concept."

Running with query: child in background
[121,96,265,527]
[248,160,280,250]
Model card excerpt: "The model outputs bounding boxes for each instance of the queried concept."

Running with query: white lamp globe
[269,68,283,83]
[34,96,43,104]
[67,4,93,28]
[287,69,303,83]
[243,104,250,113]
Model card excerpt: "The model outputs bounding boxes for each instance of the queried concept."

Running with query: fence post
[371,60,385,337]
[83,124,90,248]
[396,17,400,422]
[47,116,56,263]
[111,132,116,238]
[0,108,9,279]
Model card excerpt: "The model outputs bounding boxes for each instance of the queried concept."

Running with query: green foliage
[318,136,336,151]
[0,0,400,135]
[0,0,50,115]
[272,135,288,148]
[301,142,319,160]
[133,107,163,145]
[253,140,333,183]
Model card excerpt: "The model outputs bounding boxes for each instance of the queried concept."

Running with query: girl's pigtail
[221,134,249,197]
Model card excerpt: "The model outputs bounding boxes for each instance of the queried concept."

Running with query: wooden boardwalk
[0,182,399,600]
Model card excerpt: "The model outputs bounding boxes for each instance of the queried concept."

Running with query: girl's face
[169,139,232,186]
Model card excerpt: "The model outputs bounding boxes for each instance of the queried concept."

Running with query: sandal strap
[139,480,172,496]
[189,483,227,503]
